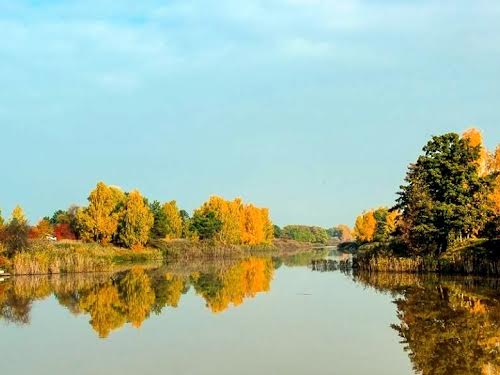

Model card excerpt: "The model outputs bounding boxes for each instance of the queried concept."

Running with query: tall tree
[149,201,168,239]
[162,201,183,239]
[354,211,376,242]
[116,190,154,248]
[76,182,125,244]
[396,133,493,254]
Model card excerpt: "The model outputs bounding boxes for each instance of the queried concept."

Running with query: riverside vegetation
[350,128,500,275]
[0,184,338,275]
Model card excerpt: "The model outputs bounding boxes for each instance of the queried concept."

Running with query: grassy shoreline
[353,239,500,276]
[1,238,315,276]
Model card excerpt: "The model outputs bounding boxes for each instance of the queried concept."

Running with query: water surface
[1,251,499,374]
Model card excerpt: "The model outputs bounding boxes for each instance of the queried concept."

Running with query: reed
[10,241,162,275]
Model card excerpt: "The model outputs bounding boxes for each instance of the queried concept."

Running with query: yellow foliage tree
[194,196,273,245]
[463,128,489,176]
[490,146,500,214]
[162,200,183,239]
[77,182,125,244]
[11,205,27,224]
[354,210,377,242]
[386,210,400,233]
[117,190,154,249]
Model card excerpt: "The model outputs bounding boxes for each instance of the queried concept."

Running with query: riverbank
[353,239,500,276]
[149,238,314,260]
[0,238,316,275]
[1,240,163,276]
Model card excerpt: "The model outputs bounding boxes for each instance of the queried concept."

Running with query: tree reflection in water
[353,272,500,375]
[0,257,274,338]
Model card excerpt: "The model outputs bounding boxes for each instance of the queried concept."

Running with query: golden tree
[162,200,183,239]
[463,128,489,176]
[11,205,27,224]
[354,210,377,242]
[77,182,125,244]
[117,190,154,248]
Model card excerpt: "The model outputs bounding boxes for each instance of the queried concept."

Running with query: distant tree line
[273,224,353,244]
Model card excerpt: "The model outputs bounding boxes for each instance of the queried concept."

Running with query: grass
[6,240,162,275]
[353,239,500,276]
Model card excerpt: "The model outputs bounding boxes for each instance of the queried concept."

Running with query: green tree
[396,133,494,254]
[273,225,282,238]
[190,210,223,240]
[149,200,168,239]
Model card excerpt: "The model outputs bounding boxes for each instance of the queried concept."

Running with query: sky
[1,0,499,227]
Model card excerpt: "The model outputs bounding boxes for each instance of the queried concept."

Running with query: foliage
[162,200,183,239]
[281,225,329,244]
[76,182,125,244]
[11,205,27,224]
[395,133,494,254]
[190,210,223,240]
[28,219,53,239]
[116,190,154,249]
[4,216,30,256]
[192,196,273,245]
[54,223,76,240]
[149,200,168,239]
[353,210,377,242]
[273,225,283,238]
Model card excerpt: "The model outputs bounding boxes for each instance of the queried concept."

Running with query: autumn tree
[29,219,53,239]
[76,182,125,244]
[116,190,154,249]
[162,201,183,239]
[337,224,353,242]
[192,196,273,245]
[12,205,27,224]
[354,211,376,242]
[4,206,30,255]
[463,128,489,176]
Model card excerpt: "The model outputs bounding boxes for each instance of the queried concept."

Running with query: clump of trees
[354,128,500,256]
[0,183,275,254]
[278,225,329,244]
[353,208,398,243]
[191,196,273,245]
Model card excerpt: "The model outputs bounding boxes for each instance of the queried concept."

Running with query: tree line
[0,182,274,255]
[353,128,500,255]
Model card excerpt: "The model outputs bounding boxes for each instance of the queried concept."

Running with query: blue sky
[1,0,499,227]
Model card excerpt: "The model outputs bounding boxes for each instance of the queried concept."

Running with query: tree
[162,201,183,239]
[0,208,4,228]
[337,224,353,242]
[396,133,494,254]
[12,205,27,224]
[463,128,489,176]
[149,201,168,239]
[116,190,154,249]
[54,223,76,240]
[282,225,329,244]
[4,207,30,255]
[354,211,376,242]
[273,225,283,238]
[76,182,125,244]
[190,210,223,240]
[29,219,53,239]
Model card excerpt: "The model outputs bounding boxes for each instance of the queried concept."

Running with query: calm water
[1,250,499,375]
